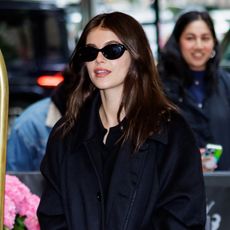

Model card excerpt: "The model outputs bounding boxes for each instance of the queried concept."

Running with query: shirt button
[178,97,183,102]
[97,192,102,202]
[194,80,200,85]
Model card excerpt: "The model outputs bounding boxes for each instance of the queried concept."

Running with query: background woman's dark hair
[158,10,220,92]
[62,11,175,151]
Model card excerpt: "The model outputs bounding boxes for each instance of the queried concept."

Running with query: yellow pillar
[0,50,9,230]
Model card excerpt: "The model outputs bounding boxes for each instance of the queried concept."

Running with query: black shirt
[97,115,125,203]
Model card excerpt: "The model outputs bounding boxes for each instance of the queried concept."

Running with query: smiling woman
[158,10,230,172]
[179,19,215,71]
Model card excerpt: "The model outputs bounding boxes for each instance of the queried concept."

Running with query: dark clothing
[161,68,230,170]
[37,92,206,230]
[188,70,205,106]
[96,113,124,203]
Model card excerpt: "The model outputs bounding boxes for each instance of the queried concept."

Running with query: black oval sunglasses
[77,43,127,62]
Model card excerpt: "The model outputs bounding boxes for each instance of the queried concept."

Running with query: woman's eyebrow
[86,40,121,47]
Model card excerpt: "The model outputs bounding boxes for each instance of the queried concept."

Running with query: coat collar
[70,90,102,148]
[69,90,170,154]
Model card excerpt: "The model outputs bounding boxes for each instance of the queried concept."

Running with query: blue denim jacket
[7,98,61,171]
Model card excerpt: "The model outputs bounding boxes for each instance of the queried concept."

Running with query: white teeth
[95,70,109,74]
[192,53,203,58]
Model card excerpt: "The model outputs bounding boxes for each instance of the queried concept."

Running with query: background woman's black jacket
[160,68,230,171]
[37,92,206,230]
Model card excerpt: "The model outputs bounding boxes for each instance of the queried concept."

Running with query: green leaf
[13,215,27,230]
[3,226,10,230]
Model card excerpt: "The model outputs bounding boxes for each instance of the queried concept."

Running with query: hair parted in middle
[63,11,175,151]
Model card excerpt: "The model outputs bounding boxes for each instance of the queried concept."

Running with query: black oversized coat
[37,92,206,230]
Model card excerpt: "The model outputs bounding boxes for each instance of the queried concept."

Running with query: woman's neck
[99,90,125,129]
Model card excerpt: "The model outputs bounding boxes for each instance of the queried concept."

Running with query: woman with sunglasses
[37,12,206,229]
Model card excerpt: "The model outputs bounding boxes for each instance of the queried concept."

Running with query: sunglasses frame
[78,43,127,62]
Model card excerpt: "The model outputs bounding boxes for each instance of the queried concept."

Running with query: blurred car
[220,29,230,73]
[0,0,71,125]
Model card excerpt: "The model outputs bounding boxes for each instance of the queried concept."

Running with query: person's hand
[200,148,217,172]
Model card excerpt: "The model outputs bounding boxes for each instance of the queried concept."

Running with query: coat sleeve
[154,113,206,229]
[37,123,68,230]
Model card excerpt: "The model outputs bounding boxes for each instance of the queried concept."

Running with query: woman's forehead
[182,20,212,35]
[86,27,121,45]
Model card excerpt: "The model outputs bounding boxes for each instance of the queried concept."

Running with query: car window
[0,9,67,69]
[0,3,71,128]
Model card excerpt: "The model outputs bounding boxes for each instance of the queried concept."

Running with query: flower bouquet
[4,174,40,230]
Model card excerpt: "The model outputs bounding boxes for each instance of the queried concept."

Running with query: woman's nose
[95,51,106,63]
[195,39,204,48]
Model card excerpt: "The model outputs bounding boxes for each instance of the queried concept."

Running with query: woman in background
[158,10,230,172]
[37,11,206,229]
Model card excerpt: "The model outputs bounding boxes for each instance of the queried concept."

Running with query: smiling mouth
[191,52,205,59]
[94,69,111,77]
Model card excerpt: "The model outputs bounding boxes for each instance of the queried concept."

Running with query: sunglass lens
[79,47,98,62]
[103,44,126,60]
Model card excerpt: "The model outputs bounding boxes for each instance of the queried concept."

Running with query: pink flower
[21,194,40,230]
[24,215,40,230]
[4,174,40,230]
[4,194,16,229]
[5,175,30,212]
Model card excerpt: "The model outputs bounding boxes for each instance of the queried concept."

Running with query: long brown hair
[63,11,175,151]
